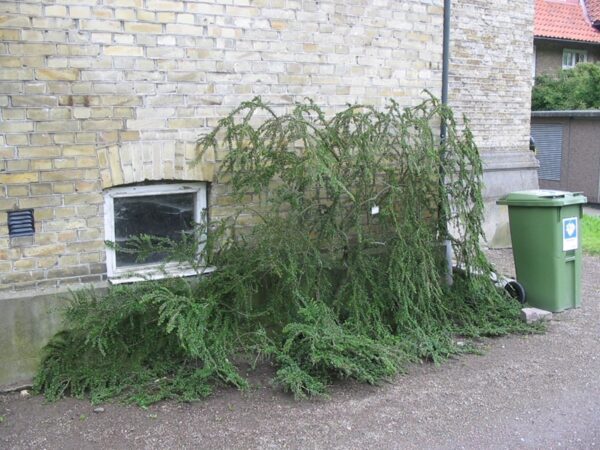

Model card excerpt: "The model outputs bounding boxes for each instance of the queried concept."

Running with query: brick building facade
[0,0,538,385]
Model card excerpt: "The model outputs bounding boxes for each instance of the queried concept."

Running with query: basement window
[562,49,587,69]
[104,183,210,282]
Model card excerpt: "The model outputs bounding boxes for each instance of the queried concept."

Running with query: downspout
[441,0,450,114]
[441,0,453,285]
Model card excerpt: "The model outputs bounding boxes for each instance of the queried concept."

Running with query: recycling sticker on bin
[563,217,578,251]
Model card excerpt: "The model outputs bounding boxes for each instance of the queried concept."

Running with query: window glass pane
[114,192,195,267]
[563,50,587,69]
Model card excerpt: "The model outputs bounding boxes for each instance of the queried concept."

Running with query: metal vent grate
[8,209,35,237]
[531,123,563,181]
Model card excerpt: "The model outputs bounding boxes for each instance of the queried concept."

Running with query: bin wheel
[504,280,526,304]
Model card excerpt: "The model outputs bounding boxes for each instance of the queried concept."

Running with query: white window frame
[104,182,213,283]
[562,49,587,69]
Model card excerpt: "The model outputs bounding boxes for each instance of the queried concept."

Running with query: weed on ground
[582,215,600,255]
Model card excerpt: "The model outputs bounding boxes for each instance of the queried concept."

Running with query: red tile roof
[535,0,600,43]
[584,0,600,25]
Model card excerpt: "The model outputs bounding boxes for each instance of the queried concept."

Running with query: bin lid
[497,190,587,207]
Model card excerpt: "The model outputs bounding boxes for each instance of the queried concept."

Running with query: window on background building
[103,182,208,282]
[562,49,587,69]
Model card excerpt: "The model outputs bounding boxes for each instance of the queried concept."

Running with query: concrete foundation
[481,150,540,248]
[0,284,105,389]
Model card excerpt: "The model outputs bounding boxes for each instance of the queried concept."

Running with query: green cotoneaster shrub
[35,97,538,405]
[532,63,600,111]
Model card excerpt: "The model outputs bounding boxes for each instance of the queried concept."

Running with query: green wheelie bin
[497,190,587,312]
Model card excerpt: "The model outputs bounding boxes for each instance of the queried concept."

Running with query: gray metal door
[531,123,563,181]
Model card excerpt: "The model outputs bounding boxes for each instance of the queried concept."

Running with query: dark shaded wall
[532,114,600,203]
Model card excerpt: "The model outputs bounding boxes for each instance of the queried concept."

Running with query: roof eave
[532,110,600,118]
[534,35,600,45]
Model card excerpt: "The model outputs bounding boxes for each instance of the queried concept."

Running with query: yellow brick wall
[449,0,535,152]
[0,0,445,294]
[0,0,535,295]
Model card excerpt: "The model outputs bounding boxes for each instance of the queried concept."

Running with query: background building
[534,0,600,77]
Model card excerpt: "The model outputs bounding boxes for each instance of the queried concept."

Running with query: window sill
[108,263,216,284]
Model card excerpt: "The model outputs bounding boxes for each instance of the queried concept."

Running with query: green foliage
[35,96,537,405]
[34,281,242,406]
[273,302,409,399]
[532,63,600,110]
[582,214,600,255]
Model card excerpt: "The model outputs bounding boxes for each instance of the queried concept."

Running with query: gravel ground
[1,250,599,450]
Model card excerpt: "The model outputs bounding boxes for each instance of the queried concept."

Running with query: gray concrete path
[1,251,599,449]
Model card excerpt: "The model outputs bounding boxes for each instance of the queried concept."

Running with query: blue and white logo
[563,217,578,251]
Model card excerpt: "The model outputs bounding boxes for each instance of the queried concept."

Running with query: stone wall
[450,0,534,153]
[450,0,540,246]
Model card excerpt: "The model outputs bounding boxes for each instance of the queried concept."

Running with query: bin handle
[541,191,584,198]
